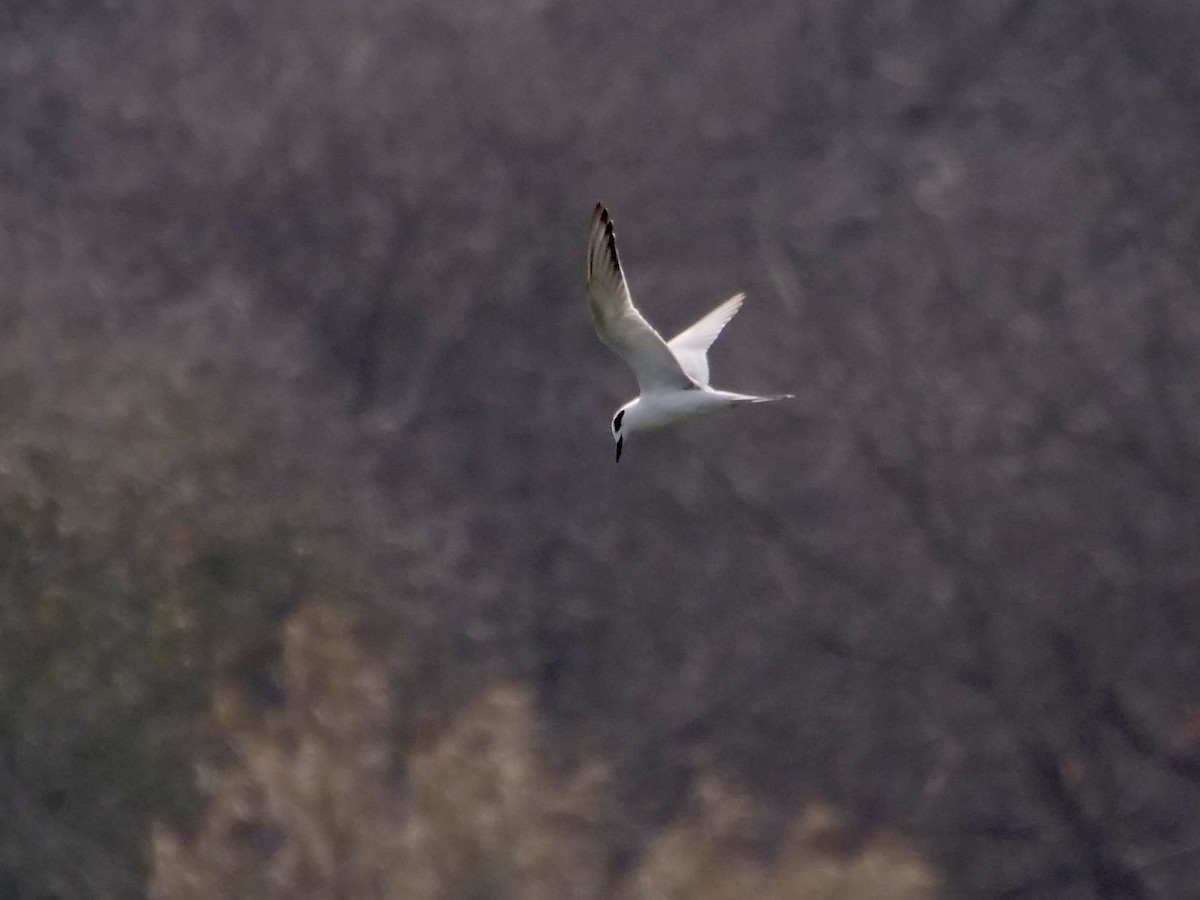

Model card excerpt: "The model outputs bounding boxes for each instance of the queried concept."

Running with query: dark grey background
[1,1,1199,897]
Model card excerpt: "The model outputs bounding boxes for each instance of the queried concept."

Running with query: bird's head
[610,399,638,462]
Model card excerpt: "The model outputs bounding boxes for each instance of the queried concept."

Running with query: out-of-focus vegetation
[2,0,1199,897]
[149,608,937,900]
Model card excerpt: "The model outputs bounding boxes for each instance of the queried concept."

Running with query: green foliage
[0,478,304,897]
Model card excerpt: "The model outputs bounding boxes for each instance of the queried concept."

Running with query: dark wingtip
[604,222,620,273]
[615,435,623,462]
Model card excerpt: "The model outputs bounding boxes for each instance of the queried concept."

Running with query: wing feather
[587,204,694,393]
[667,292,744,386]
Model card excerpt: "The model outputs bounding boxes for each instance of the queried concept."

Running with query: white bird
[586,203,793,461]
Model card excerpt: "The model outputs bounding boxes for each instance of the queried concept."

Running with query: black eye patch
[613,410,625,432]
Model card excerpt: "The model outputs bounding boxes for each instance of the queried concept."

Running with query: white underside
[622,388,776,434]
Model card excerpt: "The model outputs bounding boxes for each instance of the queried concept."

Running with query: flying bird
[586,202,792,461]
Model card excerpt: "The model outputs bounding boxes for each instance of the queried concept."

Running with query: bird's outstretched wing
[668,292,744,386]
[587,203,694,393]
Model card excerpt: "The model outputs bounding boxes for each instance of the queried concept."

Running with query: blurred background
[1,1,1199,897]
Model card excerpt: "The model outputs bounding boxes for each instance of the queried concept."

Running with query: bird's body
[613,388,759,433]
[585,202,792,461]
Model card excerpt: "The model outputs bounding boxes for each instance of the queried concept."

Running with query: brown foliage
[151,605,937,899]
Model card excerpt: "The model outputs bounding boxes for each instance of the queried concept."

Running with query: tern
[586,203,792,461]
